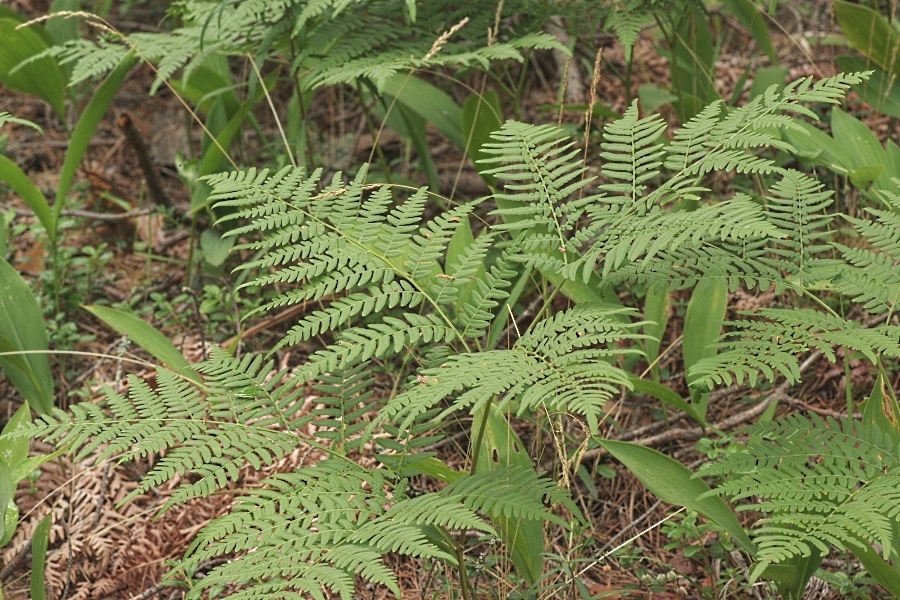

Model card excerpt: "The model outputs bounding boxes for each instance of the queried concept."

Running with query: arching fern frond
[691,309,900,389]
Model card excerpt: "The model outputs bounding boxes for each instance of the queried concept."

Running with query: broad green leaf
[849,164,884,189]
[0,18,66,119]
[637,83,678,113]
[30,515,51,600]
[837,57,900,120]
[45,0,81,46]
[748,66,788,100]
[0,501,16,547]
[642,286,669,378]
[460,91,503,186]
[670,14,718,122]
[683,278,727,386]
[407,456,464,484]
[783,120,846,171]
[10,447,65,484]
[84,305,200,382]
[0,212,7,257]
[0,259,53,415]
[199,228,234,267]
[381,74,464,150]
[55,52,138,226]
[758,549,824,599]
[0,335,43,397]
[721,0,776,62]
[172,62,241,117]
[600,439,755,555]
[835,1,900,78]
[628,377,704,425]
[848,536,900,597]
[387,102,441,192]
[0,402,31,470]
[831,108,887,173]
[885,140,900,184]
[0,155,54,242]
[860,373,900,441]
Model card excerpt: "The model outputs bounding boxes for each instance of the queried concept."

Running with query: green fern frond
[457,248,517,340]
[291,313,457,380]
[597,238,784,291]
[653,73,870,207]
[597,101,667,212]
[280,282,423,346]
[764,170,834,282]
[383,305,641,433]
[309,361,381,452]
[564,195,779,282]
[383,494,495,533]
[443,465,571,525]
[480,121,596,244]
[691,309,900,388]
[699,413,900,579]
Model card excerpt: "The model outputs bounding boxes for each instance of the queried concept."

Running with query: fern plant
[45,0,571,91]
[12,69,896,598]
[697,376,900,593]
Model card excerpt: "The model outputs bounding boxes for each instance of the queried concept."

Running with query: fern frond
[480,121,596,247]
[383,305,641,433]
[564,195,779,282]
[699,412,900,579]
[597,238,784,291]
[382,494,495,533]
[764,170,834,282]
[691,309,900,388]
[597,101,667,213]
[183,461,396,600]
[443,465,571,525]
[309,361,381,452]
[291,313,457,380]
[279,281,423,347]
[457,249,517,340]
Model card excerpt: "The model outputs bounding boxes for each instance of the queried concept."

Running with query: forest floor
[0,0,897,598]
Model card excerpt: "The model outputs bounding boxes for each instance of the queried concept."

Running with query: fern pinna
[14,71,898,597]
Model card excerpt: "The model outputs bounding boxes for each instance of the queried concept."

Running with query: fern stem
[456,543,473,600]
